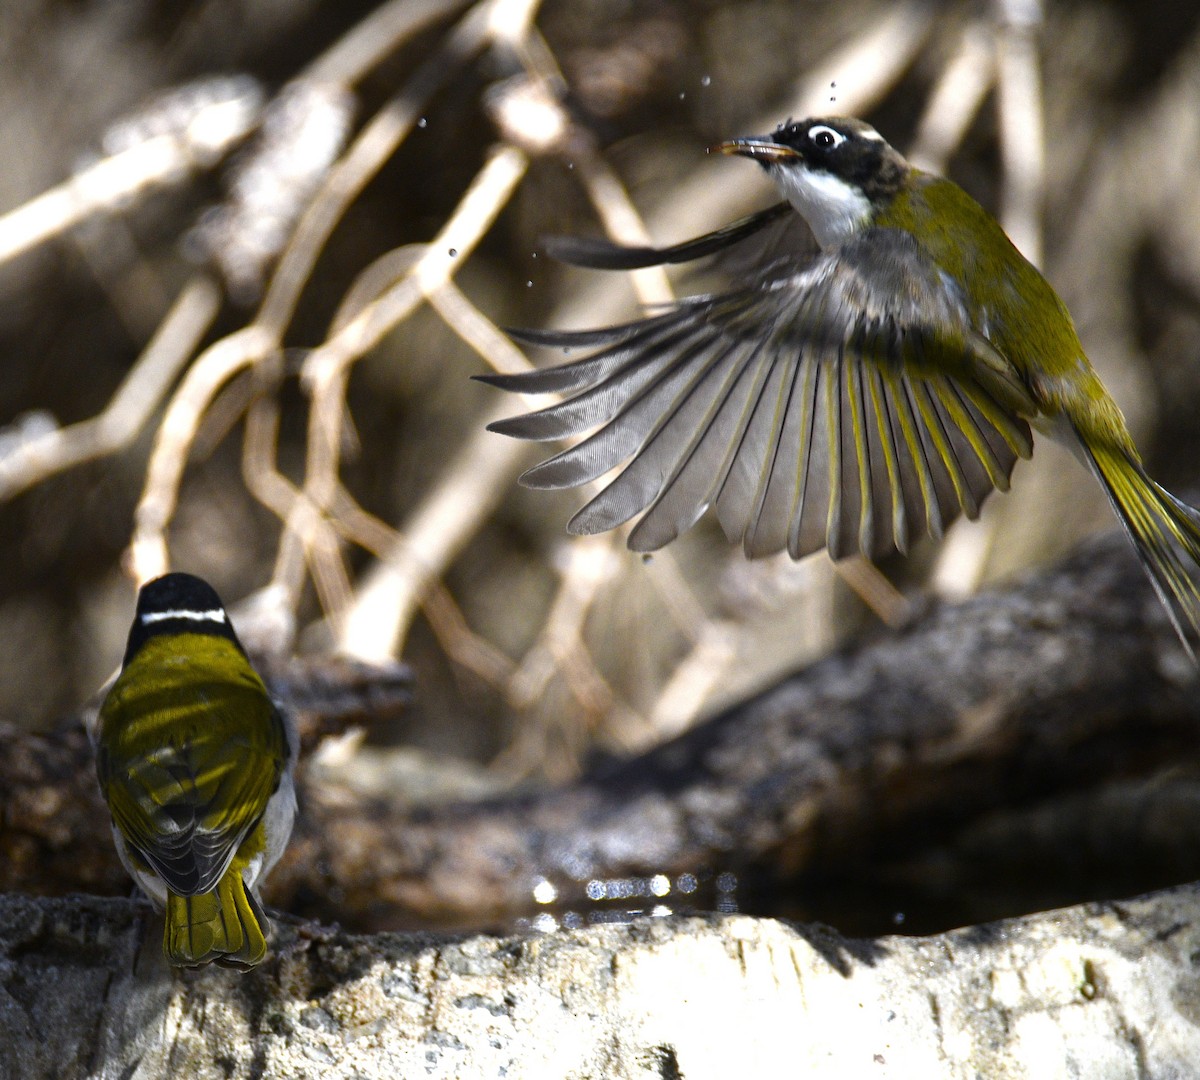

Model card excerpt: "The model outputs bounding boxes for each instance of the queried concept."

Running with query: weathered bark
[2,886,1199,1079]
[3,533,1199,929]
[281,530,1199,928]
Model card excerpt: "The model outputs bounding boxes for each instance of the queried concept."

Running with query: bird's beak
[709,138,801,163]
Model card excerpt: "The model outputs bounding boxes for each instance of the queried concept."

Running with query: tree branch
[4,532,1198,931]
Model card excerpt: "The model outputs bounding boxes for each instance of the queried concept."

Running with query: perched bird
[479,116,1200,649]
[94,572,296,969]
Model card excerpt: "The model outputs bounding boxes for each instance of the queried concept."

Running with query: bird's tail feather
[164,869,269,969]
[1083,439,1200,657]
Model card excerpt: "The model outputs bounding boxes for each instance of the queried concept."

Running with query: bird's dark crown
[136,572,224,617]
[768,116,908,201]
[123,571,244,666]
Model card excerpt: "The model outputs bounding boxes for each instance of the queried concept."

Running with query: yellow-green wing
[482,228,1035,560]
[97,635,287,895]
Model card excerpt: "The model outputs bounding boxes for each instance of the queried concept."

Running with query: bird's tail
[164,869,269,969]
[1084,439,1200,656]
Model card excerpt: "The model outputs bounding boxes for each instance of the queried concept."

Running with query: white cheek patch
[140,607,227,625]
[770,165,872,248]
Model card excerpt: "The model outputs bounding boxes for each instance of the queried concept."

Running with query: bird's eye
[808,125,844,150]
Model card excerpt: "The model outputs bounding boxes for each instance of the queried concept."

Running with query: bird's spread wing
[543,203,793,269]
[481,227,1036,560]
[98,671,287,895]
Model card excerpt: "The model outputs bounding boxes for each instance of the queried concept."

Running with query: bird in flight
[478,116,1200,652]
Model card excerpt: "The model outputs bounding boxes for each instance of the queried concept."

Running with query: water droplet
[417,116,427,129]
[531,251,538,258]
[678,91,686,100]
[700,75,711,87]
[525,279,533,288]
[566,161,574,170]
[448,248,457,257]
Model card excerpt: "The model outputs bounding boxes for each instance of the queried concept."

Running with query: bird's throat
[771,165,873,248]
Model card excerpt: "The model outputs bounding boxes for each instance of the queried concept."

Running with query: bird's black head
[712,117,908,247]
[135,572,223,618]
[715,116,906,202]
[123,571,244,666]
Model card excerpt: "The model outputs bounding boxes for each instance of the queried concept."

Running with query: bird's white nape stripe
[140,607,227,625]
[769,165,872,248]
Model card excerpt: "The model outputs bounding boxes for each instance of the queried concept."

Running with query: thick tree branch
[3,533,1198,929]
[279,531,1200,927]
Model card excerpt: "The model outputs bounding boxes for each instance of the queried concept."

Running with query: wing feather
[485,227,1038,560]
[885,374,943,540]
[932,377,1010,489]
[928,383,1001,515]
[627,339,773,550]
[787,355,834,558]
[825,353,847,558]
[909,378,979,519]
[519,331,724,486]
[713,341,789,542]
[543,203,793,269]
[744,350,806,557]
[865,366,909,554]
[728,345,795,554]
[910,377,965,534]
[568,336,744,535]
[844,356,876,556]
[954,377,1034,459]
[487,323,704,436]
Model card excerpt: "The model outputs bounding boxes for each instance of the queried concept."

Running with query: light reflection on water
[515,870,739,932]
